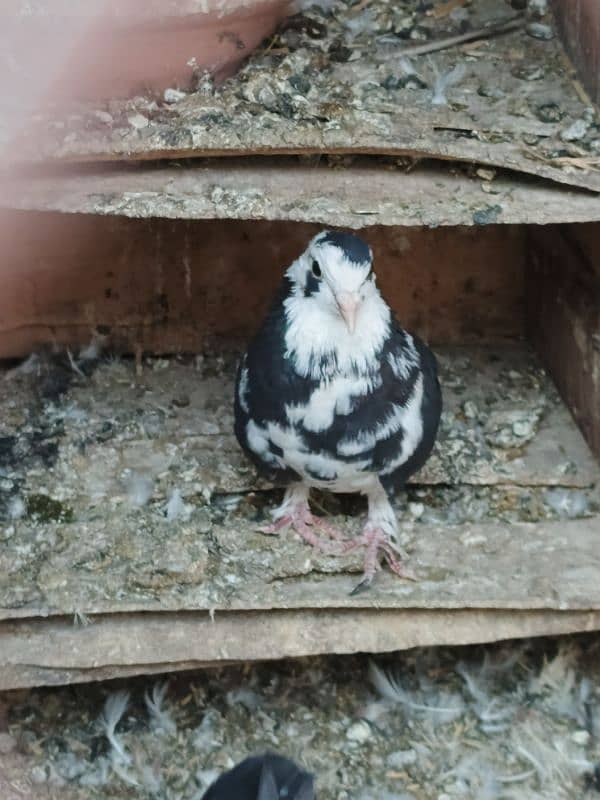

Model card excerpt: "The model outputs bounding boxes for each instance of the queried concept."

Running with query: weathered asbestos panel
[2,608,600,690]
[0,346,598,622]
[4,1,599,191]
[5,161,600,226]
[2,515,600,621]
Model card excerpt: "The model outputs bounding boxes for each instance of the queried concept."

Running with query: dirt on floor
[0,635,599,800]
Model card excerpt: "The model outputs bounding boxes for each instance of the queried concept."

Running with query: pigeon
[234,230,442,590]
[201,753,315,800]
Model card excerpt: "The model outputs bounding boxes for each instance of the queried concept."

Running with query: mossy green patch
[27,494,74,524]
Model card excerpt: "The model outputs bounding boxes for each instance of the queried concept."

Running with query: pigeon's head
[287,230,376,334]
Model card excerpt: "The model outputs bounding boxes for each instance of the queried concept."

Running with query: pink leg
[347,484,417,593]
[348,524,416,594]
[312,516,348,542]
[259,485,348,553]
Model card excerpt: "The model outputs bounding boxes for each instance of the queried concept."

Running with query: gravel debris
[1,636,599,799]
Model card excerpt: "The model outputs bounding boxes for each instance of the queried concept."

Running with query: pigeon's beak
[336,291,361,334]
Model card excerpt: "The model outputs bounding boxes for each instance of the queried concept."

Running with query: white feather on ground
[514,715,594,785]
[98,691,131,765]
[165,488,192,522]
[226,688,262,712]
[12,639,600,799]
[455,660,516,732]
[429,58,467,106]
[123,470,154,507]
[4,352,41,379]
[193,710,223,751]
[145,682,177,735]
[368,661,465,726]
[7,495,26,520]
[79,333,107,362]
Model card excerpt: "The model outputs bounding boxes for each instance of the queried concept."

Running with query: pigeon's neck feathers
[283,282,391,379]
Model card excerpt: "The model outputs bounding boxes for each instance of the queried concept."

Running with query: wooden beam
[528,223,600,459]
[553,0,600,104]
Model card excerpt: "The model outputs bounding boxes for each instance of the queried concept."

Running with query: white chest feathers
[283,289,391,379]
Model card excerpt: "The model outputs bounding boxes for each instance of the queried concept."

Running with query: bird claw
[349,575,374,596]
[257,516,291,535]
[347,524,416,594]
[259,504,348,554]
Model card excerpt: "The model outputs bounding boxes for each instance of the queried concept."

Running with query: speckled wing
[233,278,312,485]
[294,318,441,493]
[234,282,441,494]
[374,326,442,494]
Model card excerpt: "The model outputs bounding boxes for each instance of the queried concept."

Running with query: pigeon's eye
[311,260,321,278]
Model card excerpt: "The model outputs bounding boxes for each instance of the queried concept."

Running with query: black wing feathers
[202,753,316,800]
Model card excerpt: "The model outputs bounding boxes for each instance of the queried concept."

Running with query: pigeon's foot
[344,523,416,595]
[342,482,417,593]
[259,504,345,553]
[259,484,348,553]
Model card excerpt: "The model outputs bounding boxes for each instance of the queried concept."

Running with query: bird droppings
[1,636,600,799]
[526,22,554,41]
[472,204,503,225]
[0,344,598,618]
[561,118,590,143]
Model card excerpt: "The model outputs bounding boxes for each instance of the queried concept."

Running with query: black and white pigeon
[234,230,442,590]
[202,753,315,800]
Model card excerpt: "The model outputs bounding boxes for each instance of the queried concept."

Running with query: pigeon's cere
[234,230,442,590]
[202,753,315,800]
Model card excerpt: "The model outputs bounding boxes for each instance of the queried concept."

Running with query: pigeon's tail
[202,753,316,800]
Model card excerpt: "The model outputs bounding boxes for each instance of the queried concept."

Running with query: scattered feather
[429,59,467,105]
[98,691,131,765]
[4,352,41,379]
[144,682,177,735]
[442,755,501,800]
[123,471,154,507]
[131,744,163,794]
[79,757,111,787]
[369,661,465,725]
[73,610,91,627]
[544,488,590,518]
[66,348,86,378]
[7,495,26,520]
[193,710,223,751]
[226,688,262,712]
[79,335,105,362]
[165,488,192,522]
[515,716,594,784]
